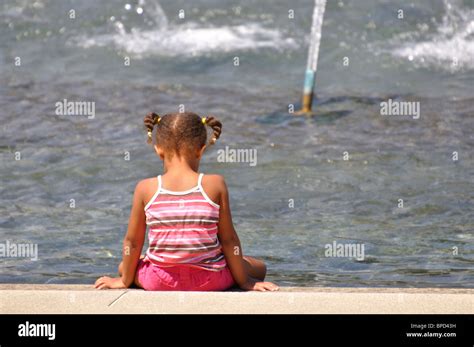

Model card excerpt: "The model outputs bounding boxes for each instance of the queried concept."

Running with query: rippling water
[0,0,473,287]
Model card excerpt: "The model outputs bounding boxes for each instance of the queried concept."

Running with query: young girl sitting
[95,112,279,291]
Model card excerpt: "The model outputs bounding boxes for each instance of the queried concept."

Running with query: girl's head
[143,112,222,160]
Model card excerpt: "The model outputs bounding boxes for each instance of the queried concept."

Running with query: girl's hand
[94,276,127,290]
[240,278,279,292]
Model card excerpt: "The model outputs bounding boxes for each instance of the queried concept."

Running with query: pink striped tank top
[143,173,227,271]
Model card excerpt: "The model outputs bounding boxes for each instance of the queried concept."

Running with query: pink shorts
[136,259,235,291]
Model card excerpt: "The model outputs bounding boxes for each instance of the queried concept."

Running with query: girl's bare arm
[214,176,248,286]
[120,181,147,287]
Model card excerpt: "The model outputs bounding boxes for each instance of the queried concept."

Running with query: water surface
[0,0,473,287]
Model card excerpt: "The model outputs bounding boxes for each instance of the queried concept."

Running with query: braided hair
[144,112,222,157]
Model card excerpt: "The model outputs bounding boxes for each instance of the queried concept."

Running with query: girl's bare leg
[118,261,123,276]
[118,256,144,289]
[243,256,267,281]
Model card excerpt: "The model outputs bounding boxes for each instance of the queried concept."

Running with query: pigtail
[202,116,222,145]
[144,112,161,144]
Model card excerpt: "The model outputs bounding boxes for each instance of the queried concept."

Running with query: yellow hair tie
[202,117,206,125]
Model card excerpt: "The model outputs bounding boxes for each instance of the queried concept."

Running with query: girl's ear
[154,144,165,160]
[197,144,207,159]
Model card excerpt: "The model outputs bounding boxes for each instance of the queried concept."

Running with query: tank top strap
[144,175,162,211]
[157,175,162,192]
[197,173,204,191]
[196,173,220,209]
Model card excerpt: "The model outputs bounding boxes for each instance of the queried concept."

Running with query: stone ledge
[1,285,473,314]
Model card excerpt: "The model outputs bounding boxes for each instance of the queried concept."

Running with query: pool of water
[0,0,473,287]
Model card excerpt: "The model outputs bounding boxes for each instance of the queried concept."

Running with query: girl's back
[143,173,226,271]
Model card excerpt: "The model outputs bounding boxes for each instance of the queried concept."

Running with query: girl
[95,112,279,291]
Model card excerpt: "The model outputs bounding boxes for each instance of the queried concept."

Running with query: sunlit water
[0,0,473,287]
